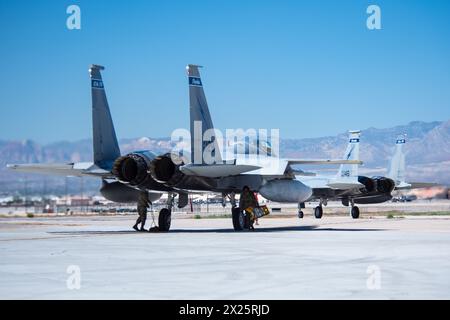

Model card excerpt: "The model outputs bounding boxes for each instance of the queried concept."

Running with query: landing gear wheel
[158,208,172,231]
[232,208,245,231]
[243,212,251,230]
[314,206,323,219]
[298,211,304,219]
[351,206,360,219]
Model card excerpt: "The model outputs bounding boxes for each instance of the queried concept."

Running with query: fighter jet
[8,64,360,231]
[297,133,437,219]
[296,131,366,219]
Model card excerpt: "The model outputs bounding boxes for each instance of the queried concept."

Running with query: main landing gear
[158,192,175,232]
[229,192,245,231]
[314,206,323,219]
[350,199,360,219]
[341,197,360,219]
[298,202,305,219]
[232,207,246,231]
[229,192,254,231]
[297,198,360,221]
[314,198,327,219]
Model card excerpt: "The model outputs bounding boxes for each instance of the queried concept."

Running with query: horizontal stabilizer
[409,182,440,188]
[6,162,113,178]
[288,159,362,165]
[180,163,261,178]
[395,182,440,190]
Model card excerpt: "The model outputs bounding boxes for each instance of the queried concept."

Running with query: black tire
[244,212,251,229]
[232,208,245,231]
[298,211,304,219]
[314,206,323,219]
[158,208,172,231]
[351,206,360,219]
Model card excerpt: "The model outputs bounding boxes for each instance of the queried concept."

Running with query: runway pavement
[0,215,450,299]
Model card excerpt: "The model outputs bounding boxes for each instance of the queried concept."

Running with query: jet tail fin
[90,65,121,170]
[387,135,406,186]
[337,130,361,178]
[187,64,222,164]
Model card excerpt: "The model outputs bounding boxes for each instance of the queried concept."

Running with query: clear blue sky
[1,0,449,143]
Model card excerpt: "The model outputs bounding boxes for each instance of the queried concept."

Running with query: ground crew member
[239,186,258,230]
[133,192,148,231]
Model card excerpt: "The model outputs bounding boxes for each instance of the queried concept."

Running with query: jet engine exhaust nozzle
[149,154,180,184]
[112,153,152,186]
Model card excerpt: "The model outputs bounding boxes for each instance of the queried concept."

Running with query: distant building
[70,198,91,206]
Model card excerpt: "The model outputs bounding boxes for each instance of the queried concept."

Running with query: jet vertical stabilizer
[388,135,407,187]
[187,64,222,165]
[337,130,361,178]
[90,65,121,170]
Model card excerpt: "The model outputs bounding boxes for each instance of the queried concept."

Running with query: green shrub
[26,213,34,218]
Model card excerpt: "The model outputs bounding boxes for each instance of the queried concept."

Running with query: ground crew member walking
[133,192,149,231]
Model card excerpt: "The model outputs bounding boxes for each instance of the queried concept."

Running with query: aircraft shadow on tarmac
[49,225,385,235]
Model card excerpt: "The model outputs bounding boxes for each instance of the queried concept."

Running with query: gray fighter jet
[297,133,437,219]
[8,64,360,231]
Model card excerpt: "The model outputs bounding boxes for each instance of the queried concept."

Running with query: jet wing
[6,162,113,178]
[287,159,363,165]
[326,180,364,189]
[300,175,363,190]
[395,182,440,190]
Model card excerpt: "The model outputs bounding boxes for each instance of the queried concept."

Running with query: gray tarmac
[1,214,450,299]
